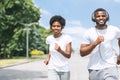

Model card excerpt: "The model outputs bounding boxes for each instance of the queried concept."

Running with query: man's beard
[96,21,107,27]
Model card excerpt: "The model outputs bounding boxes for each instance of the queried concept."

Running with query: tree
[0,0,40,58]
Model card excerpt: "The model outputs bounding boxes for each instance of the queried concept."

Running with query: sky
[32,0,120,50]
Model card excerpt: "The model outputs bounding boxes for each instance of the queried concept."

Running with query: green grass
[0,59,28,67]
[30,54,47,59]
[0,54,47,68]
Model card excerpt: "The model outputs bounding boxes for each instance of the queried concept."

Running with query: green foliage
[0,0,43,58]
[0,0,53,59]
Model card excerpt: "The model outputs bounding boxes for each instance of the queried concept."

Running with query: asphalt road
[0,52,120,80]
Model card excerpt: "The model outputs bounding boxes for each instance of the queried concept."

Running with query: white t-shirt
[46,34,72,72]
[82,25,120,70]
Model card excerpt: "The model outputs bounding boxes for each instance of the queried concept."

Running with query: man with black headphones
[80,8,120,80]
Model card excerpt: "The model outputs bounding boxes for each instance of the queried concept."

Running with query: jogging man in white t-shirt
[80,8,120,80]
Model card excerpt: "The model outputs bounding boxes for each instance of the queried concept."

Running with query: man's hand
[117,56,120,65]
[95,35,104,45]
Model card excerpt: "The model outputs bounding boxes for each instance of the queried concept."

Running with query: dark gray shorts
[88,67,119,80]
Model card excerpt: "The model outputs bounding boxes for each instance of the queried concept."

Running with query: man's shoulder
[86,27,95,32]
[108,25,118,28]
[108,25,119,30]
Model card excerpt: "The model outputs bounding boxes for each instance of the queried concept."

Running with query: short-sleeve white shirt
[46,34,72,72]
[82,25,120,70]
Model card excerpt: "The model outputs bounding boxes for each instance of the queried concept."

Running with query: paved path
[0,52,120,80]
[69,52,89,80]
[0,59,48,80]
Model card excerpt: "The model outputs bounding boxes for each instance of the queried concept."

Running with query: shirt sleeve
[81,31,91,44]
[117,29,120,38]
[66,35,72,44]
[46,36,50,44]
[115,27,120,39]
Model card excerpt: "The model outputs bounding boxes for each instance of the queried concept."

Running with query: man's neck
[95,25,107,30]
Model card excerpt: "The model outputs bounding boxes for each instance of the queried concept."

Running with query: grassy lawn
[0,58,28,67]
[0,54,47,68]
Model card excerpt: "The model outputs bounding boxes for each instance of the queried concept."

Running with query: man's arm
[80,35,104,57]
[80,43,97,57]
[117,38,120,64]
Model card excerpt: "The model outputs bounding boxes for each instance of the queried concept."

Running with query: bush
[30,49,44,55]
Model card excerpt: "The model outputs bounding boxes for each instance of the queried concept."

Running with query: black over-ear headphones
[92,8,109,22]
